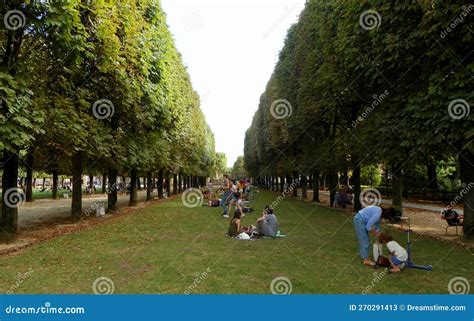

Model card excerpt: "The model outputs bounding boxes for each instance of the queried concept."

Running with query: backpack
[376,255,391,267]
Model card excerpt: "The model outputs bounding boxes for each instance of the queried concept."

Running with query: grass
[0,190,472,294]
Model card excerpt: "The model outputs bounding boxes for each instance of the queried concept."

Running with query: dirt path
[313,190,469,245]
[18,191,150,229]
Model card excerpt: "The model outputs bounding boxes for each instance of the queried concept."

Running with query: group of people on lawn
[204,175,279,239]
[205,175,428,272]
[219,175,279,239]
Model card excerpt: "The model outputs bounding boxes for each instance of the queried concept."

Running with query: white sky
[161,0,306,167]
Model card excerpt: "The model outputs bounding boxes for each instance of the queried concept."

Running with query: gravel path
[18,191,150,229]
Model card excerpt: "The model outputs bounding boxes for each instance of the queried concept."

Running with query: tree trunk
[193,175,199,188]
[1,151,19,243]
[280,176,284,193]
[42,177,46,190]
[129,168,138,206]
[166,176,171,196]
[353,164,362,211]
[459,151,474,239]
[146,171,153,201]
[312,170,320,202]
[178,174,182,193]
[107,167,118,212]
[71,151,83,221]
[102,173,107,194]
[173,174,178,195]
[403,170,409,199]
[391,163,403,215]
[328,168,338,206]
[157,169,164,198]
[426,159,438,190]
[301,174,307,200]
[292,171,299,197]
[25,150,34,202]
[88,174,94,194]
[52,168,59,200]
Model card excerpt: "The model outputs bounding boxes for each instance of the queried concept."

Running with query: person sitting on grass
[255,205,279,238]
[379,232,408,273]
[228,211,243,237]
[203,199,221,207]
[353,205,397,267]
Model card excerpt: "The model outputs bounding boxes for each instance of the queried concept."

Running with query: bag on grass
[235,232,251,240]
[376,255,391,267]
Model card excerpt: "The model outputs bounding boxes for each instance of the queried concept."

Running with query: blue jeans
[221,191,231,214]
[353,213,380,260]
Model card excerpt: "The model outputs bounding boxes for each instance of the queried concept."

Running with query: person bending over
[353,206,397,266]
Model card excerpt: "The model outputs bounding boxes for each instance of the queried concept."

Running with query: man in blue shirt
[353,206,397,266]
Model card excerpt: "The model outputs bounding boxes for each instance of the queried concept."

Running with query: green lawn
[0,190,472,294]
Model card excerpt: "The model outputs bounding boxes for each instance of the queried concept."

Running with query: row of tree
[244,0,473,238]
[0,0,217,242]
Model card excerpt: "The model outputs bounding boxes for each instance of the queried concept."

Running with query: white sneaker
[222,214,229,218]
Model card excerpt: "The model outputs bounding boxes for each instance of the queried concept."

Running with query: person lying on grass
[255,205,279,238]
[203,199,221,207]
[353,205,397,267]
[379,232,408,273]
